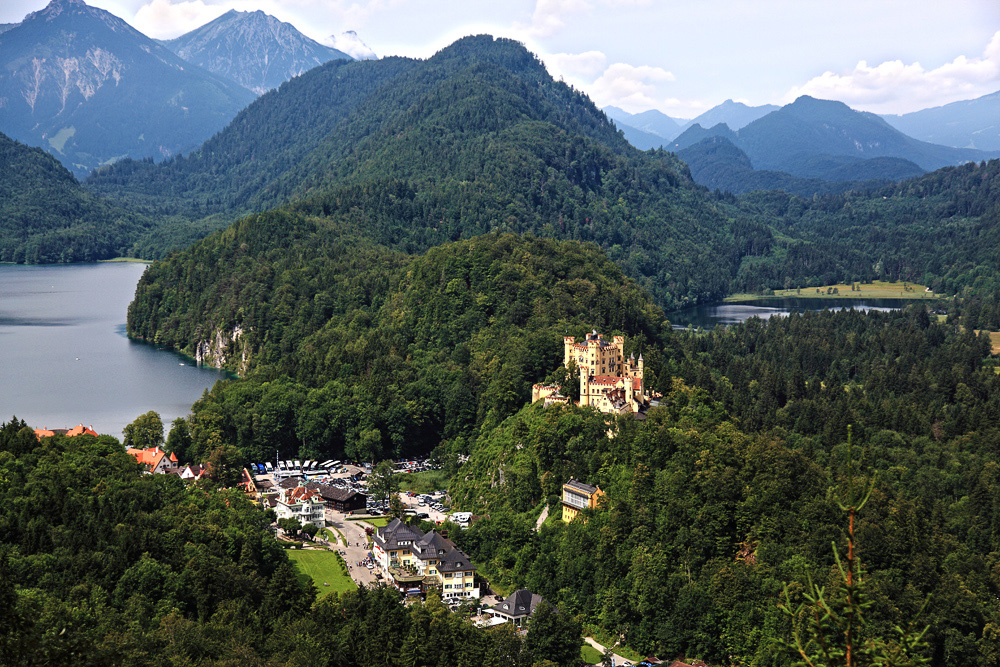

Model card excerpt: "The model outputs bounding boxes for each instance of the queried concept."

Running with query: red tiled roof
[127,447,167,470]
[35,424,99,439]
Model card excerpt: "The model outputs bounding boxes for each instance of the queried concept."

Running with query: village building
[126,446,179,474]
[305,483,367,512]
[274,484,327,527]
[34,424,99,439]
[372,518,479,600]
[179,463,208,481]
[561,479,604,523]
[484,589,547,626]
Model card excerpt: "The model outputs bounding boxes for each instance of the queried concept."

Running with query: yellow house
[561,479,604,523]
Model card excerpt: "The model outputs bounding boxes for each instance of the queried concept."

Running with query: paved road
[325,510,380,587]
[584,636,635,666]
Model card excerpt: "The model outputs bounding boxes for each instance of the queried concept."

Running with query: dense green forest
[444,307,1000,665]
[0,420,584,667]
[0,132,155,263]
[131,229,669,464]
[733,158,1000,294]
[91,35,750,309]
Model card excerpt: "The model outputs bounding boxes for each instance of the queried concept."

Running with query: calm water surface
[0,263,230,438]
[667,297,906,330]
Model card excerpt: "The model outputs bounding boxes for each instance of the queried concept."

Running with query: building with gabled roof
[304,483,367,512]
[34,423,99,439]
[372,518,479,600]
[275,485,326,527]
[126,446,178,474]
[485,589,547,626]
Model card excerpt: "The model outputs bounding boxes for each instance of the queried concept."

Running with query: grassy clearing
[348,516,389,528]
[974,330,1000,355]
[727,280,937,302]
[99,257,153,264]
[580,644,603,664]
[286,549,356,596]
[584,626,644,662]
[322,527,348,546]
[398,469,451,493]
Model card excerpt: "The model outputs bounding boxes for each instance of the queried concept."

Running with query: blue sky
[3,0,999,118]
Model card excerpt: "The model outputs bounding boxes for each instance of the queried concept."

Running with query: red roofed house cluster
[34,424,99,439]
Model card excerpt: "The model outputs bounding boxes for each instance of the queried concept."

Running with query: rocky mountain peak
[162,9,353,95]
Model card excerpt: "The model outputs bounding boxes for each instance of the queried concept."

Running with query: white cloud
[545,50,608,79]
[785,30,1000,114]
[325,30,377,60]
[132,0,226,38]
[516,0,591,38]
[586,62,675,112]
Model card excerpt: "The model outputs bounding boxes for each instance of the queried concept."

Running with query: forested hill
[0,132,154,262]
[127,225,671,463]
[86,35,629,215]
[91,35,752,308]
[733,158,1000,296]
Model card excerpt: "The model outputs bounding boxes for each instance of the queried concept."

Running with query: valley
[3,1,1000,665]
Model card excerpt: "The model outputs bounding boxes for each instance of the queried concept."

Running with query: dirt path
[535,506,548,531]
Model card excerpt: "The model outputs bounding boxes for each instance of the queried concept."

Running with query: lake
[0,263,231,439]
[667,297,906,330]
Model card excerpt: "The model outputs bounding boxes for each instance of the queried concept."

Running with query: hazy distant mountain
[740,96,994,173]
[603,105,685,144]
[327,31,377,60]
[672,96,995,175]
[163,10,353,95]
[687,99,779,131]
[671,122,739,150]
[605,115,671,149]
[882,90,1000,152]
[0,0,255,178]
[677,135,923,196]
[0,23,17,34]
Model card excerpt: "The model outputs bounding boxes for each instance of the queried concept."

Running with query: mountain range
[882,89,1000,152]
[605,100,780,147]
[0,0,373,178]
[676,135,924,197]
[667,95,996,190]
[0,0,256,178]
[0,130,150,262]
[160,9,353,95]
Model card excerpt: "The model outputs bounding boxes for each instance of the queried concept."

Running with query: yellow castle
[532,330,652,415]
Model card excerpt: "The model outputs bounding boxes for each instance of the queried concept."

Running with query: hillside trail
[534,506,548,530]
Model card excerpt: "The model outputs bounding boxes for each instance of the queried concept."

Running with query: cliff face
[194,325,249,374]
[162,10,353,95]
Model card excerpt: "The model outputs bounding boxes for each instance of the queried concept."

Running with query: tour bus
[320,459,335,469]
[264,462,273,471]
[294,460,301,470]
